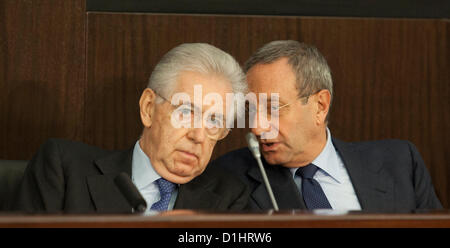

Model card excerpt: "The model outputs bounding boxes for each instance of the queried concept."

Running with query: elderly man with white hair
[13,43,250,213]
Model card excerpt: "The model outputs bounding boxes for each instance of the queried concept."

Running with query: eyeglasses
[245,90,320,118]
[153,91,230,141]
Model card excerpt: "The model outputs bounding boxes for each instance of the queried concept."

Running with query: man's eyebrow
[177,102,225,117]
[245,100,283,107]
[265,98,286,106]
[176,101,202,112]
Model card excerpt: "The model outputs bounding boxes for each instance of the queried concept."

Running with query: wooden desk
[1,210,450,228]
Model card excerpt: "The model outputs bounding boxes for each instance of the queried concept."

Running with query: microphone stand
[246,133,279,211]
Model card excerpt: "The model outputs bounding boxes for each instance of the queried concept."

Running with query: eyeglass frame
[246,89,323,117]
[275,90,321,112]
[152,90,231,141]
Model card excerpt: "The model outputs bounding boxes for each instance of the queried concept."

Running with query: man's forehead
[247,86,298,103]
[175,71,232,94]
[247,76,299,101]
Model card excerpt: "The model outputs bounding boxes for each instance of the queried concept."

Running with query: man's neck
[284,127,328,168]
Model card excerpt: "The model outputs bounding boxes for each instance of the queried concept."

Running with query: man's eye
[206,114,223,126]
[178,107,192,115]
[208,119,219,125]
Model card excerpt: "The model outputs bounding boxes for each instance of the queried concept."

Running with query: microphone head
[114,172,147,213]
[246,132,261,158]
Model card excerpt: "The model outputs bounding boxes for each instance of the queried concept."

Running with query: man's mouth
[176,150,199,161]
[261,142,280,152]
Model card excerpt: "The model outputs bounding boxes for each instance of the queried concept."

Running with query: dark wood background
[85,0,450,18]
[1,0,449,207]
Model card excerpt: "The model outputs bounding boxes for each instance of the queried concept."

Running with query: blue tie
[296,163,332,209]
[150,178,175,211]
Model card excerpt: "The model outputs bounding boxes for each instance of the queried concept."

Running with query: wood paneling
[86,0,450,19]
[85,14,449,207]
[1,3,448,208]
[0,0,86,159]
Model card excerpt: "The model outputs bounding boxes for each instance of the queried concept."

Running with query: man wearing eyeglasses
[211,40,442,212]
[13,43,250,213]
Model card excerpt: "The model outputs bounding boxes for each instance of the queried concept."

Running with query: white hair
[147,43,247,103]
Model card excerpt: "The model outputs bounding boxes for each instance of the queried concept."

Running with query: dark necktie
[150,178,175,211]
[296,163,332,209]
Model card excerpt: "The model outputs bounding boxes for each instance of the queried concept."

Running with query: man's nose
[187,126,207,143]
[250,110,271,138]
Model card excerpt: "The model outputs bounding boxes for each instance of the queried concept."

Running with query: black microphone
[114,172,147,213]
[246,132,279,211]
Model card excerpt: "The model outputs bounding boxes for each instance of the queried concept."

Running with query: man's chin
[167,162,203,183]
[262,152,285,166]
[164,172,195,185]
[263,155,278,165]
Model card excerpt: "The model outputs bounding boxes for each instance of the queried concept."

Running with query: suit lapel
[174,174,222,209]
[248,158,306,210]
[86,148,134,213]
[333,138,394,212]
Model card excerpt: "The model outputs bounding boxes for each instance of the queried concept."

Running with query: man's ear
[315,89,331,125]
[139,88,157,128]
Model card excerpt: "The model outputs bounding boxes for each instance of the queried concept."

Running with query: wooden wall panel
[1,4,447,208]
[0,0,86,159]
[86,14,449,207]
[300,18,449,208]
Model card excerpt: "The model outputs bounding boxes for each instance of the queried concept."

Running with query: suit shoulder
[40,138,110,157]
[211,148,253,166]
[196,163,247,191]
[35,138,115,173]
[337,138,414,152]
[335,138,421,168]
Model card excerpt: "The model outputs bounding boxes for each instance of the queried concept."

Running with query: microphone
[246,132,279,211]
[114,172,147,213]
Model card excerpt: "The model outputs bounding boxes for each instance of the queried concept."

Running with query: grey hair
[244,40,333,121]
[147,43,247,103]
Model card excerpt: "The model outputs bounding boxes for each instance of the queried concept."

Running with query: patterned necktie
[150,178,176,211]
[296,163,332,209]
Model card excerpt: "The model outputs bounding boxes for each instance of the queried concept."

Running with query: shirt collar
[290,128,343,183]
[131,140,161,190]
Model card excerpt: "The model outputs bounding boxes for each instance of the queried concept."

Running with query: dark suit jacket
[211,138,442,212]
[13,139,250,213]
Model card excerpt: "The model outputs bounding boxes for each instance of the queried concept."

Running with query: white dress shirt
[131,141,178,212]
[290,128,361,210]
